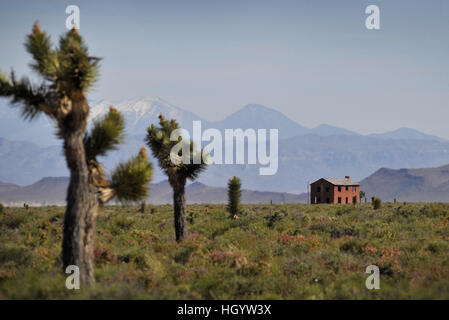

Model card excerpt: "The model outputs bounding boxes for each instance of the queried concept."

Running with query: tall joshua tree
[227,176,241,218]
[146,114,208,242]
[0,22,153,284]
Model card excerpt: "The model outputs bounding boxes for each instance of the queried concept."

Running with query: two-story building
[310,176,360,204]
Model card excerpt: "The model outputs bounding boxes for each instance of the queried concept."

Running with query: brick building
[310,176,360,204]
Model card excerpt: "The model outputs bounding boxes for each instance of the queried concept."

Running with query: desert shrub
[395,205,419,218]
[372,197,382,210]
[2,272,71,299]
[301,215,311,225]
[282,257,311,276]
[174,243,197,264]
[94,247,118,266]
[265,211,283,228]
[334,206,356,216]
[0,212,29,229]
[0,244,30,265]
[118,249,149,269]
[115,216,135,229]
[187,211,200,225]
[110,216,135,234]
[209,214,243,239]
[420,203,448,218]
[48,211,63,223]
[321,251,345,274]
[209,250,248,269]
[309,221,358,238]
[139,201,146,213]
[339,239,364,254]
[426,240,448,254]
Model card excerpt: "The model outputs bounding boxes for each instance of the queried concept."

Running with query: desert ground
[1,203,449,299]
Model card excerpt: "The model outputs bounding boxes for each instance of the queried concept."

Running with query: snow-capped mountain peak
[88,96,205,136]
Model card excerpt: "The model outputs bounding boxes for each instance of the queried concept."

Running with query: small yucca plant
[227,176,241,218]
[139,201,146,213]
[372,197,382,210]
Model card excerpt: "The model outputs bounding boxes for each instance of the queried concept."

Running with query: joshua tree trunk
[173,183,187,242]
[62,129,99,285]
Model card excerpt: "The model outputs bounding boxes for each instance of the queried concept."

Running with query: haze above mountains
[1,97,449,196]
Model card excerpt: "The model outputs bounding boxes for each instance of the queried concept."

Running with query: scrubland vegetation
[1,202,449,299]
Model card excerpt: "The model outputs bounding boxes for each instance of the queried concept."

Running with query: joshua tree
[146,114,208,242]
[0,22,153,284]
[227,176,242,218]
[360,190,366,201]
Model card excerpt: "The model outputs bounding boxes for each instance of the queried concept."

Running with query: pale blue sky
[1,0,448,138]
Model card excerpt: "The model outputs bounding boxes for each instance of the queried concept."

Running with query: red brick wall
[333,185,359,204]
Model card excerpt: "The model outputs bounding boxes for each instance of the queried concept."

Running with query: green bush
[426,240,448,254]
[0,244,30,265]
[372,197,382,210]
[139,201,146,213]
[0,212,29,229]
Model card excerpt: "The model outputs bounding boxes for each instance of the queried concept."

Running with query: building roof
[312,178,360,186]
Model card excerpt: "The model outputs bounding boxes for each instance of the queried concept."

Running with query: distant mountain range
[2,133,449,192]
[3,162,449,205]
[1,97,445,146]
[367,128,447,142]
[0,177,307,206]
[1,97,449,193]
[0,177,68,206]
[360,164,449,202]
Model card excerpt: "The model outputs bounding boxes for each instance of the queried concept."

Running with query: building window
[338,186,341,192]
[353,186,357,192]
[345,197,348,204]
[338,197,341,203]
[317,197,321,203]
[317,187,321,192]
[326,187,330,192]
[345,186,349,191]
[326,198,330,203]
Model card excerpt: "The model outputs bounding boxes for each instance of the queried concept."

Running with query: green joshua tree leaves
[0,22,153,284]
[110,147,153,202]
[146,114,208,242]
